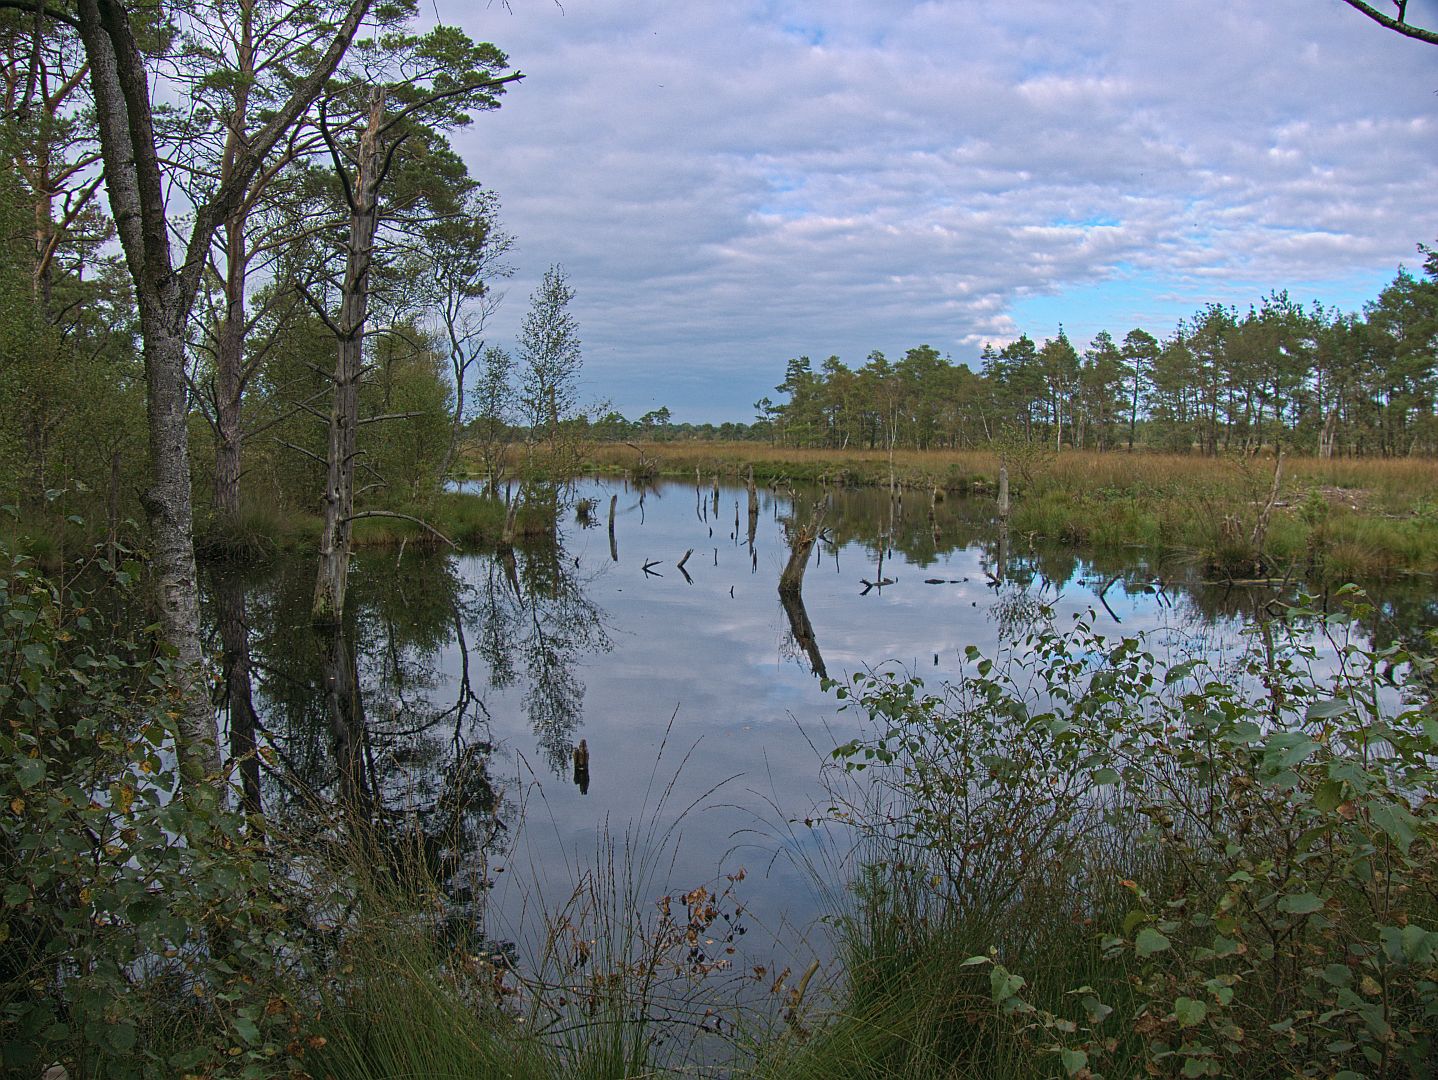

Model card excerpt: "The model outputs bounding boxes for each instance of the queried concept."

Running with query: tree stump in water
[779,502,826,598]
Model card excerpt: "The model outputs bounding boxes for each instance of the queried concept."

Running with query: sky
[433,0,1438,423]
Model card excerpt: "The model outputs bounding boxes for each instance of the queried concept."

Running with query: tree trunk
[213,260,246,526]
[77,0,221,785]
[211,9,256,530]
[216,574,262,822]
[314,89,385,625]
[1319,407,1339,460]
[778,503,825,598]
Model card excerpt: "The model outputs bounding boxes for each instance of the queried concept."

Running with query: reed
[581,442,1438,581]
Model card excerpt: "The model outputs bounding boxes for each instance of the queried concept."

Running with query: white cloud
[435,0,1438,419]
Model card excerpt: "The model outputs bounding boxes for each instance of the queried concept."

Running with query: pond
[205,476,1436,980]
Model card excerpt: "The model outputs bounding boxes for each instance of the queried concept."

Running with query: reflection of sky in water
[443,478,1318,973]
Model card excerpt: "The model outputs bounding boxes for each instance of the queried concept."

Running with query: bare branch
[1338,0,1438,44]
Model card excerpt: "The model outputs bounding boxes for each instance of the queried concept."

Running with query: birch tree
[1,0,376,786]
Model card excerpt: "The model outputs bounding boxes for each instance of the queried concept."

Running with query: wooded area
[746,265,1438,456]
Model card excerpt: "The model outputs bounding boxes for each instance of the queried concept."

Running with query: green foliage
[825,589,1438,1077]
[0,539,312,1079]
[759,243,1438,457]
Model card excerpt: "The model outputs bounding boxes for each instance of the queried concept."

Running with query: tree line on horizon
[603,248,1437,457]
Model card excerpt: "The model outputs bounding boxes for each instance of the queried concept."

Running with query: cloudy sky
[433,0,1438,422]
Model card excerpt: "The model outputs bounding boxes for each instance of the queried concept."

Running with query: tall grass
[582,442,1438,580]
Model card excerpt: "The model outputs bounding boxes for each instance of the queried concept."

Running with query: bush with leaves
[830,588,1438,1078]
[0,537,321,1079]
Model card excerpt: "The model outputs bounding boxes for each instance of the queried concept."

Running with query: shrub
[827,589,1438,1077]
[0,541,313,1079]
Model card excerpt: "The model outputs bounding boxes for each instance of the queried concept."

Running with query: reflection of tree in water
[778,591,827,678]
[469,540,613,776]
[204,554,509,901]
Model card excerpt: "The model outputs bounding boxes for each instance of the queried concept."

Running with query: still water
[207,477,1433,976]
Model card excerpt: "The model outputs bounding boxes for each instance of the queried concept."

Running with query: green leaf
[1174,996,1208,1027]
[1059,1048,1088,1075]
[233,1015,260,1046]
[1277,892,1324,915]
[15,757,44,789]
[1368,802,1417,853]
[1081,994,1113,1023]
[1312,779,1344,813]
[1135,927,1171,957]
[959,955,992,967]
[1090,767,1120,786]
[989,965,1026,1002]
[106,1022,137,1053]
[1321,963,1353,987]
[1306,698,1352,720]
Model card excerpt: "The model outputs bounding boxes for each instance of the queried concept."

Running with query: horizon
[436,0,1438,424]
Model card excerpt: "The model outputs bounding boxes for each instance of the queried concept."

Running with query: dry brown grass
[586,441,1437,502]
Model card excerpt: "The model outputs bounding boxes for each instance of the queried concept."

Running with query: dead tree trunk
[314,88,385,626]
[746,466,759,549]
[1319,408,1339,460]
[608,493,618,562]
[1247,449,1284,574]
[778,502,826,598]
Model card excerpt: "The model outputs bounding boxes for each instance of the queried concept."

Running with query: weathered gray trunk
[314,89,385,625]
[77,0,220,784]
[778,503,825,598]
[1319,408,1339,460]
[746,466,759,549]
[608,493,618,562]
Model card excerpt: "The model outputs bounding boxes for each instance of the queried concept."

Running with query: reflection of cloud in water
[291,478,1427,973]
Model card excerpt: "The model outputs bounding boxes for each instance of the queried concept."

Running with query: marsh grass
[307,714,764,1080]
[582,442,1438,580]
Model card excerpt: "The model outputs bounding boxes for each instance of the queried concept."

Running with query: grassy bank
[583,441,1438,581]
[192,490,558,562]
[4,490,561,570]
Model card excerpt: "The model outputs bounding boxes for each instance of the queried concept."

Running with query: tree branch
[0,0,79,30]
[345,510,457,548]
[1338,0,1438,44]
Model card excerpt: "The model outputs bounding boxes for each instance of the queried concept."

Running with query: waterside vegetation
[582,442,1438,584]
[5,536,1435,1079]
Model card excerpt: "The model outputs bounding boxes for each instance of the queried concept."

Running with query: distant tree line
[755,253,1437,456]
[596,251,1434,456]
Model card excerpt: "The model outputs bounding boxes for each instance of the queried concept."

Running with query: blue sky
[435,0,1438,422]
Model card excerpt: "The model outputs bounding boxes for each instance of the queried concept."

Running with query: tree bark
[76,0,220,784]
[778,502,825,598]
[314,88,385,625]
